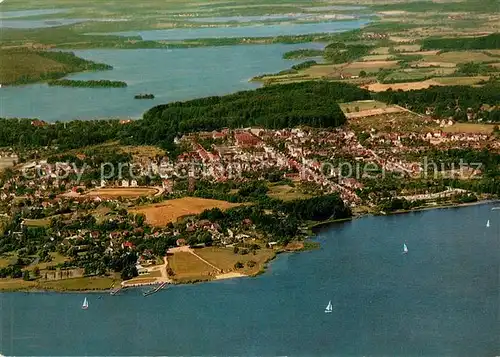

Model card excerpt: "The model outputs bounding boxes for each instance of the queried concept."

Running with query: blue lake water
[110,19,369,41]
[0,43,324,122]
[0,9,67,19]
[0,203,498,356]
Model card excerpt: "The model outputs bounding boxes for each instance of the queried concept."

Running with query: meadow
[130,197,242,226]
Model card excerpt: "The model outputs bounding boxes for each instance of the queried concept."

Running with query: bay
[0,43,324,122]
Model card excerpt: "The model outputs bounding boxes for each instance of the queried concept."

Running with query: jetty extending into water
[110,286,123,295]
[143,282,168,297]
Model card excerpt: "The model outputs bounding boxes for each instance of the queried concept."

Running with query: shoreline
[310,199,499,232]
[1,199,496,294]
[376,198,500,216]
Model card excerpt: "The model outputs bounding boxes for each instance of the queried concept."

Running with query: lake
[0,43,324,122]
[0,203,498,356]
[108,19,369,41]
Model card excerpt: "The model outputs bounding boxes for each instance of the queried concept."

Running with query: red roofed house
[31,120,47,127]
[234,132,261,147]
[122,241,135,250]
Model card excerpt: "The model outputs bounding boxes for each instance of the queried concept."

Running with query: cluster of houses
[2,121,496,211]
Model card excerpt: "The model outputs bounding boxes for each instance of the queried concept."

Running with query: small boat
[486,220,490,228]
[82,297,89,310]
[325,300,333,313]
[403,243,408,254]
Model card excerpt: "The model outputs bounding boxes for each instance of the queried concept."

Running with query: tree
[120,265,138,280]
[23,270,30,281]
[33,266,40,278]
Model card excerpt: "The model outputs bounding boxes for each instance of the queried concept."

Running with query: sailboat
[486,220,490,228]
[82,297,89,310]
[325,300,333,313]
[403,243,408,254]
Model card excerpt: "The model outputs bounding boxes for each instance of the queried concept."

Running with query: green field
[0,49,112,85]
[339,100,389,112]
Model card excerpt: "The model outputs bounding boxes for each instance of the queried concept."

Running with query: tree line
[282,49,324,59]
[374,83,500,121]
[421,33,500,50]
[47,79,127,88]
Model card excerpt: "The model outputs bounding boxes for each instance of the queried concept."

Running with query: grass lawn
[361,54,395,61]
[393,44,421,52]
[0,279,37,291]
[442,123,496,134]
[0,276,118,291]
[0,253,17,268]
[0,50,66,85]
[23,218,51,228]
[119,145,165,161]
[433,76,490,85]
[370,47,390,55]
[168,252,217,280]
[267,184,312,202]
[131,197,242,226]
[421,51,498,64]
[349,112,435,133]
[339,100,389,112]
[32,252,68,270]
[196,247,276,276]
[0,157,16,170]
[142,269,162,278]
[38,276,117,291]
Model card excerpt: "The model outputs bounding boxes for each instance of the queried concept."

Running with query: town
[0,97,498,291]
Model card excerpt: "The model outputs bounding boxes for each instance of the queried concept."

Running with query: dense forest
[323,42,372,64]
[282,49,324,59]
[0,119,125,150]
[421,33,500,50]
[291,60,317,71]
[36,51,112,72]
[136,81,370,148]
[375,83,500,121]
[47,79,127,88]
[0,82,370,150]
[0,49,113,85]
[198,193,351,243]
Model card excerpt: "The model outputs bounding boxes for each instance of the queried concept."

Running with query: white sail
[82,297,88,309]
[403,243,408,254]
[486,220,490,228]
[325,300,333,313]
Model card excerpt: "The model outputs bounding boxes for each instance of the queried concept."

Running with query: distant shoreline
[311,198,499,231]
